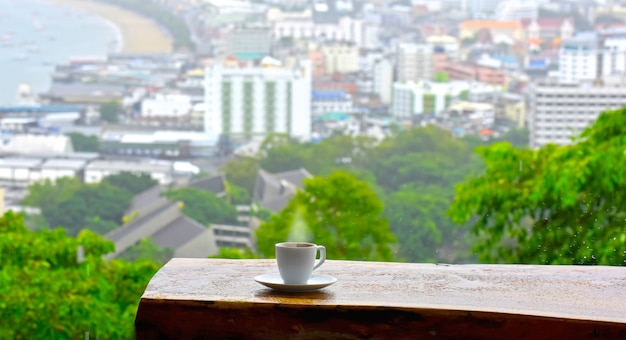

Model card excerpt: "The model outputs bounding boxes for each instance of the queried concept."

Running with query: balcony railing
[135,259,626,339]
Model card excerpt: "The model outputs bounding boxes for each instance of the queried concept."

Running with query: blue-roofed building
[312,90,353,115]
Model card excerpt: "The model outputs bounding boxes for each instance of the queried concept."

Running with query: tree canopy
[256,171,397,261]
[449,107,626,265]
[0,211,159,339]
[66,132,99,152]
[23,173,157,236]
[99,101,120,123]
[164,187,239,226]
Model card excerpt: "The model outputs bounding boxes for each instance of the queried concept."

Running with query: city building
[459,20,524,42]
[391,80,472,118]
[439,59,507,86]
[84,160,174,185]
[372,58,393,105]
[467,0,508,18]
[222,25,272,60]
[522,18,574,46]
[321,42,360,74]
[426,35,460,61]
[495,0,540,21]
[204,57,312,141]
[312,90,353,115]
[396,43,434,83]
[529,77,626,148]
[558,33,599,83]
[272,16,364,46]
[141,94,193,118]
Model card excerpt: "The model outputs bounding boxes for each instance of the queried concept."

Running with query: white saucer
[254,273,337,292]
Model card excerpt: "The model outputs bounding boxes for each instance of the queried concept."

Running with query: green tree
[44,182,132,236]
[225,181,251,205]
[165,187,239,225]
[22,177,82,208]
[496,128,529,148]
[119,238,173,265]
[221,157,258,198]
[66,132,100,152]
[103,172,158,195]
[0,211,159,339]
[256,171,397,261]
[363,127,481,263]
[100,100,121,123]
[449,107,626,265]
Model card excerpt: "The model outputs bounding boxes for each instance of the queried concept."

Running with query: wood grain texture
[136,259,626,339]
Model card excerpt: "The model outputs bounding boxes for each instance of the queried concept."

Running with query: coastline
[48,0,173,54]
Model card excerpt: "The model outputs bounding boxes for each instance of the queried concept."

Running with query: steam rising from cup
[287,206,311,242]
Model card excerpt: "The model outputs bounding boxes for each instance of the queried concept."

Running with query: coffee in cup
[275,242,326,284]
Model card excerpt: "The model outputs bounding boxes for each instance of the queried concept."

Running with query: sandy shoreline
[49,0,173,53]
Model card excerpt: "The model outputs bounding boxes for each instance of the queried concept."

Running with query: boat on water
[0,34,11,42]
[13,53,27,61]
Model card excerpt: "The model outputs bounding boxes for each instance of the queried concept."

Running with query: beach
[49,0,173,53]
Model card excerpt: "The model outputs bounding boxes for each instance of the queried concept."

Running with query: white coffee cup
[276,242,326,284]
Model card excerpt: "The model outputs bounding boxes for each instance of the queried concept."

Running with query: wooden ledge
[136,259,626,339]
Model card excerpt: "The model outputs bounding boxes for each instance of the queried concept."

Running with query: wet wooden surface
[136,259,626,339]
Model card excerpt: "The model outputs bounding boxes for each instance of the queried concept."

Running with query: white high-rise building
[558,33,599,83]
[601,37,626,77]
[204,59,312,141]
[529,78,626,148]
[396,43,434,83]
[373,58,393,105]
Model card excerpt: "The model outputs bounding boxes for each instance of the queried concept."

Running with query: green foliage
[45,183,132,236]
[22,177,82,208]
[99,100,121,123]
[435,71,449,82]
[210,247,259,259]
[496,128,529,148]
[66,132,99,152]
[165,187,239,225]
[103,172,158,195]
[256,171,397,261]
[223,128,480,263]
[23,173,153,236]
[221,157,258,199]
[119,238,173,265]
[449,107,626,265]
[225,181,251,205]
[0,211,159,339]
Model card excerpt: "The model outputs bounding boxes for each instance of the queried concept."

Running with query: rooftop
[460,20,522,30]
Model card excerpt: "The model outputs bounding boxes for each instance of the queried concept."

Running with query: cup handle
[312,245,326,271]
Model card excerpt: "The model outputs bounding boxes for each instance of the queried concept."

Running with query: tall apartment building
[558,30,626,82]
[373,58,393,105]
[558,33,599,83]
[396,43,434,83]
[204,58,312,141]
[529,78,626,148]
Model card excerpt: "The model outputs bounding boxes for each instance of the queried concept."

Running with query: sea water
[0,0,121,105]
